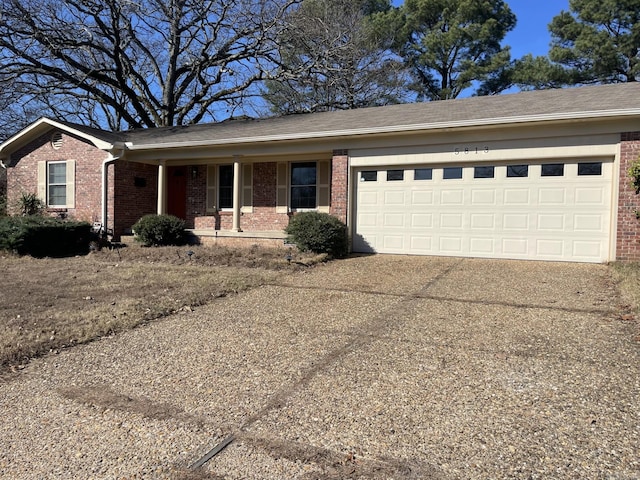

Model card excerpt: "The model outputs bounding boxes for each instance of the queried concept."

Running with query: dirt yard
[0,244,321,373]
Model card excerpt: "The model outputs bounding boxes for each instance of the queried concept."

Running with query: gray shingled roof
[121,83,640,148]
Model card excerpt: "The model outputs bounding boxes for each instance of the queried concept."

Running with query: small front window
[48,162,67,206]
[218,164,233,209]
[291,162,317,209]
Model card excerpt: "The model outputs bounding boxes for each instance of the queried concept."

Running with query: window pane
[291,186,316,209]
[541,163,564,176]
[218,165,233,209]
[219,165,233,187]
[360,171,377,182]
[507,165,528,177]
[474,166,495,178]
[387,170,404,181]
[48,163,66,184]
[48,185,66,206]
[443,167,463,179]
[578,162,602,176]
[291,162,317,209]
[414,168,432,180]
[291,162,316,186]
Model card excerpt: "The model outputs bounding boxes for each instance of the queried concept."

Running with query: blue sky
[390,0,571,59]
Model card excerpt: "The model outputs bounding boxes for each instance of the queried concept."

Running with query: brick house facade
[4,130,156,239]
[1,84,640,261]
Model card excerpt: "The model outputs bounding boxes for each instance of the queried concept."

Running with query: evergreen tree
[547,0,640,84]
[377,0,516,100]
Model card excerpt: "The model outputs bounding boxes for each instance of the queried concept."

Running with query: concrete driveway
[0,256,638,479]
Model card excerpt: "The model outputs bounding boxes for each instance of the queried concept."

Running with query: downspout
[102,148,125,237]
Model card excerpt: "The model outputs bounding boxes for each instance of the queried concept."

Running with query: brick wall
[618,133,640,261]
[192,162,291,231]
[6,131,107,223]
[330,150,348,223]
[113,161,158,238]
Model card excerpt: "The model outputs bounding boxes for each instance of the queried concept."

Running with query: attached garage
[353,159,614,262]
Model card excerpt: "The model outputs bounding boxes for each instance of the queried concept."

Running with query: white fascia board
[125,108,640,151]
[0,117,114,154]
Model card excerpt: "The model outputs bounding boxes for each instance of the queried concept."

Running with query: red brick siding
[113,161,158,238]
[617,133,640,261]
[330,150,348,223]
[6,131,107,223]
[192,162,291,231]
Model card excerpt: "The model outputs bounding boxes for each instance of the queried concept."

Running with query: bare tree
[0,0,299,130]
[262,0,411,115]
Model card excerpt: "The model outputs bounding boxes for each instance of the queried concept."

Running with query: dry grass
[0,244,321,372]
[612,261,640,315]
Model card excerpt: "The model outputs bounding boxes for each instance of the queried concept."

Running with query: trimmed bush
[285,211,348,258]
[0,216,92,257]
[132,214,187,246]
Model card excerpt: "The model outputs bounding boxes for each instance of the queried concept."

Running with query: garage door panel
[384,190,405,205]
[440,237,463,252]
[441,190,464,204]
[537,214,565,231]
[441,213,464,228]
[410,236,433,251]
[354,160,612,262]
[504,189,530,204]
[411,213,433,228]
[539,188,566,204]
[574,214,605,232]
[536,239,564,256]
[412,190,434,204]
[471,214,495,229]
[471,189,497,204]
[383,213,404,227]
[470,237,495,254]
[575,187,605,204]
[503,214,529,230]
[502,238,528,255]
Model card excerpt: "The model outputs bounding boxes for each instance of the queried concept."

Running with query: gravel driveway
[1,255,638,479]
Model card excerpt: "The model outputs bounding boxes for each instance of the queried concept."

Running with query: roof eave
[0,118,114,156]
[125,108,640,151]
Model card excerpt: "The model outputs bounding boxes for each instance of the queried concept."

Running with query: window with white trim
[38,160,75,208]
[48,162,67,206]
[291,162,317,209]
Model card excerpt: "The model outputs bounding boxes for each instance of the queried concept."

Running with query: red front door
[167,166,187,219]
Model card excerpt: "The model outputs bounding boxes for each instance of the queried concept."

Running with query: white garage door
[353,161,613,262]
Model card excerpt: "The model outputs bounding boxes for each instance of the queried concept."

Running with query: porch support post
[232,157,242,232]
[157,160,167,214]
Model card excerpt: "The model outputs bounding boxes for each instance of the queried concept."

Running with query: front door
[167,166,187,219]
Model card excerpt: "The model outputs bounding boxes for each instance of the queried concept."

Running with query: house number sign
[453,146,490,155]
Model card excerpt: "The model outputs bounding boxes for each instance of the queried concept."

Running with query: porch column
[157,160,167,214]
[232,157,242,232]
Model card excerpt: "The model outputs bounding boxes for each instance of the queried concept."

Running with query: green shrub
[132,214,187,246]
[285,211,348,258]
[18,192,45,216]
[0,216,92,257]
